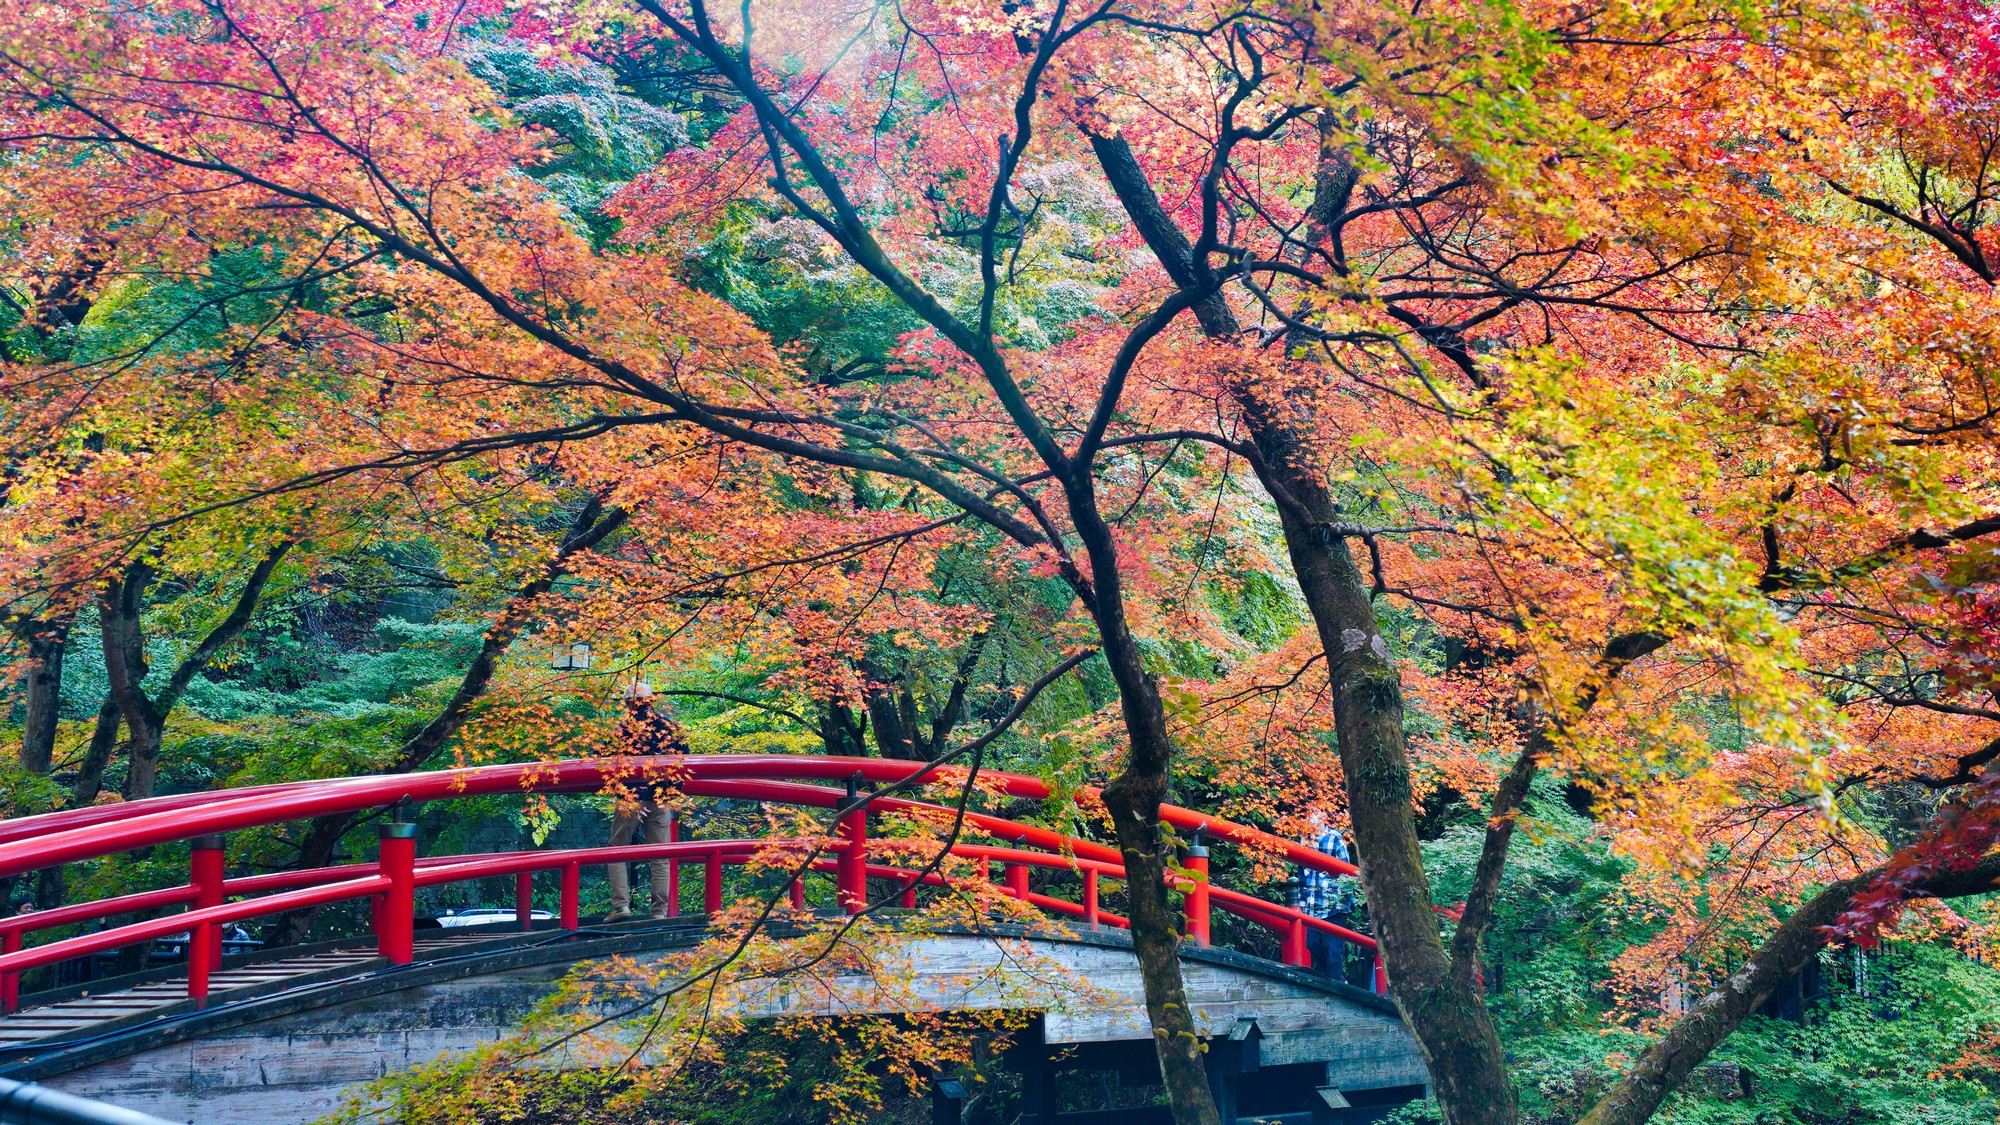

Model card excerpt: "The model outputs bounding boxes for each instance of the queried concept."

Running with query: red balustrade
[559,863,580,931]
[377,824,417,965]
[703,848,724,914]
[0,756,1380,1012]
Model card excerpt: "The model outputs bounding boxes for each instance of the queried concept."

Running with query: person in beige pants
[606,797,673,921]
[605,682,690,922]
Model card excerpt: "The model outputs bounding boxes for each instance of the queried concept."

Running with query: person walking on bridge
[1292,816,1362,986]
[605,682,691,923]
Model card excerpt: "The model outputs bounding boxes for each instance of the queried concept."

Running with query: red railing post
[1374,955,1388,994]
[1283,917,1309,967]
[665,811,680,918]
[837,780,868,914]
[1005,864,1029,900]
[192,836,228,969]
[187,942,210,1007]
[560,862,580,931]
[376,823,416,966]
[3,929,20,1013]
[704,847,723,914]
[515,871,534,931]
[900,880,917,909]
[789,876,806,910]
[1082,869,1099,930]
[1182,845,1210,947]
[188,833,227,1004]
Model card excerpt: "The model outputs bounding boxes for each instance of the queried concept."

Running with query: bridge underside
[0,921,1426,1124]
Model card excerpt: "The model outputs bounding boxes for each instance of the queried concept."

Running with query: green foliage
[0,757,66,819]
[680,205,926,379]
[43,597,479,795]
[679,158,1119,383]
[459,40,686,240]
[186,618,483,723]
[1690,969,2000,1124]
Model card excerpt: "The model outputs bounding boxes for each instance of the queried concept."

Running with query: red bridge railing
[0,756,1379,1012]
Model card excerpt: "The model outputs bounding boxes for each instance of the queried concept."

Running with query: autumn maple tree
[4,0,2000,1122]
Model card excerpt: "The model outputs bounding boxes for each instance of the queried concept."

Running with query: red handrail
[0,886,200,938]
[0,756,1378,1013]
[0,876,389,985]
[0,779,325,846]
[0,757,1359,879]
[931,844,1378,948]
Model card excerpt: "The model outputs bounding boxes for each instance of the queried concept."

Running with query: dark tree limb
[9,615,70,774]
[1577,852,2000,1125]
[1824,179,1995,283]
[277,498,623,943]
[1916,734,2000,790]
[1450,631,1671,979]
[1760,514,2000,593]
[925,630,989,756]
[1088,120,1523,1124]
[102,543,291,800]
[625,9,1226,1121]
[391,500,623,774]
[69,699,122,806]
[160,543,292,717]
[860,653,923,761]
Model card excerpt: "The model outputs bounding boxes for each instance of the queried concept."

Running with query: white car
[434,907,553,929]
[151,924,259,963]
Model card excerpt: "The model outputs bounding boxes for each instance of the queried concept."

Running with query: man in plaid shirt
[1292,819,1362,985]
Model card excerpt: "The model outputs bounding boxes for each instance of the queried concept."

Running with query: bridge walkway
[0,930,562,1051]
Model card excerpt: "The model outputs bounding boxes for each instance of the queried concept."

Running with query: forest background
[3,0,2000,1122]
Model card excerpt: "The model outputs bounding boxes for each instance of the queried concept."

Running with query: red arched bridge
[0,756,1427,1124]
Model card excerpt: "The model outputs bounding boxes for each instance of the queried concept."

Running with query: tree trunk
[1061,474,1222,1125]
[18,617,68,774]
[33,867,62,915]
[99,561,164,801]
[120,726,165,800]
[860,655,923,760]
[922,631,987,756]
[70,699,122,805]
[1268,480,1515,1124]
[97,543,295,800]
[1089,129,1520,1124]
[822,703,868,757]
